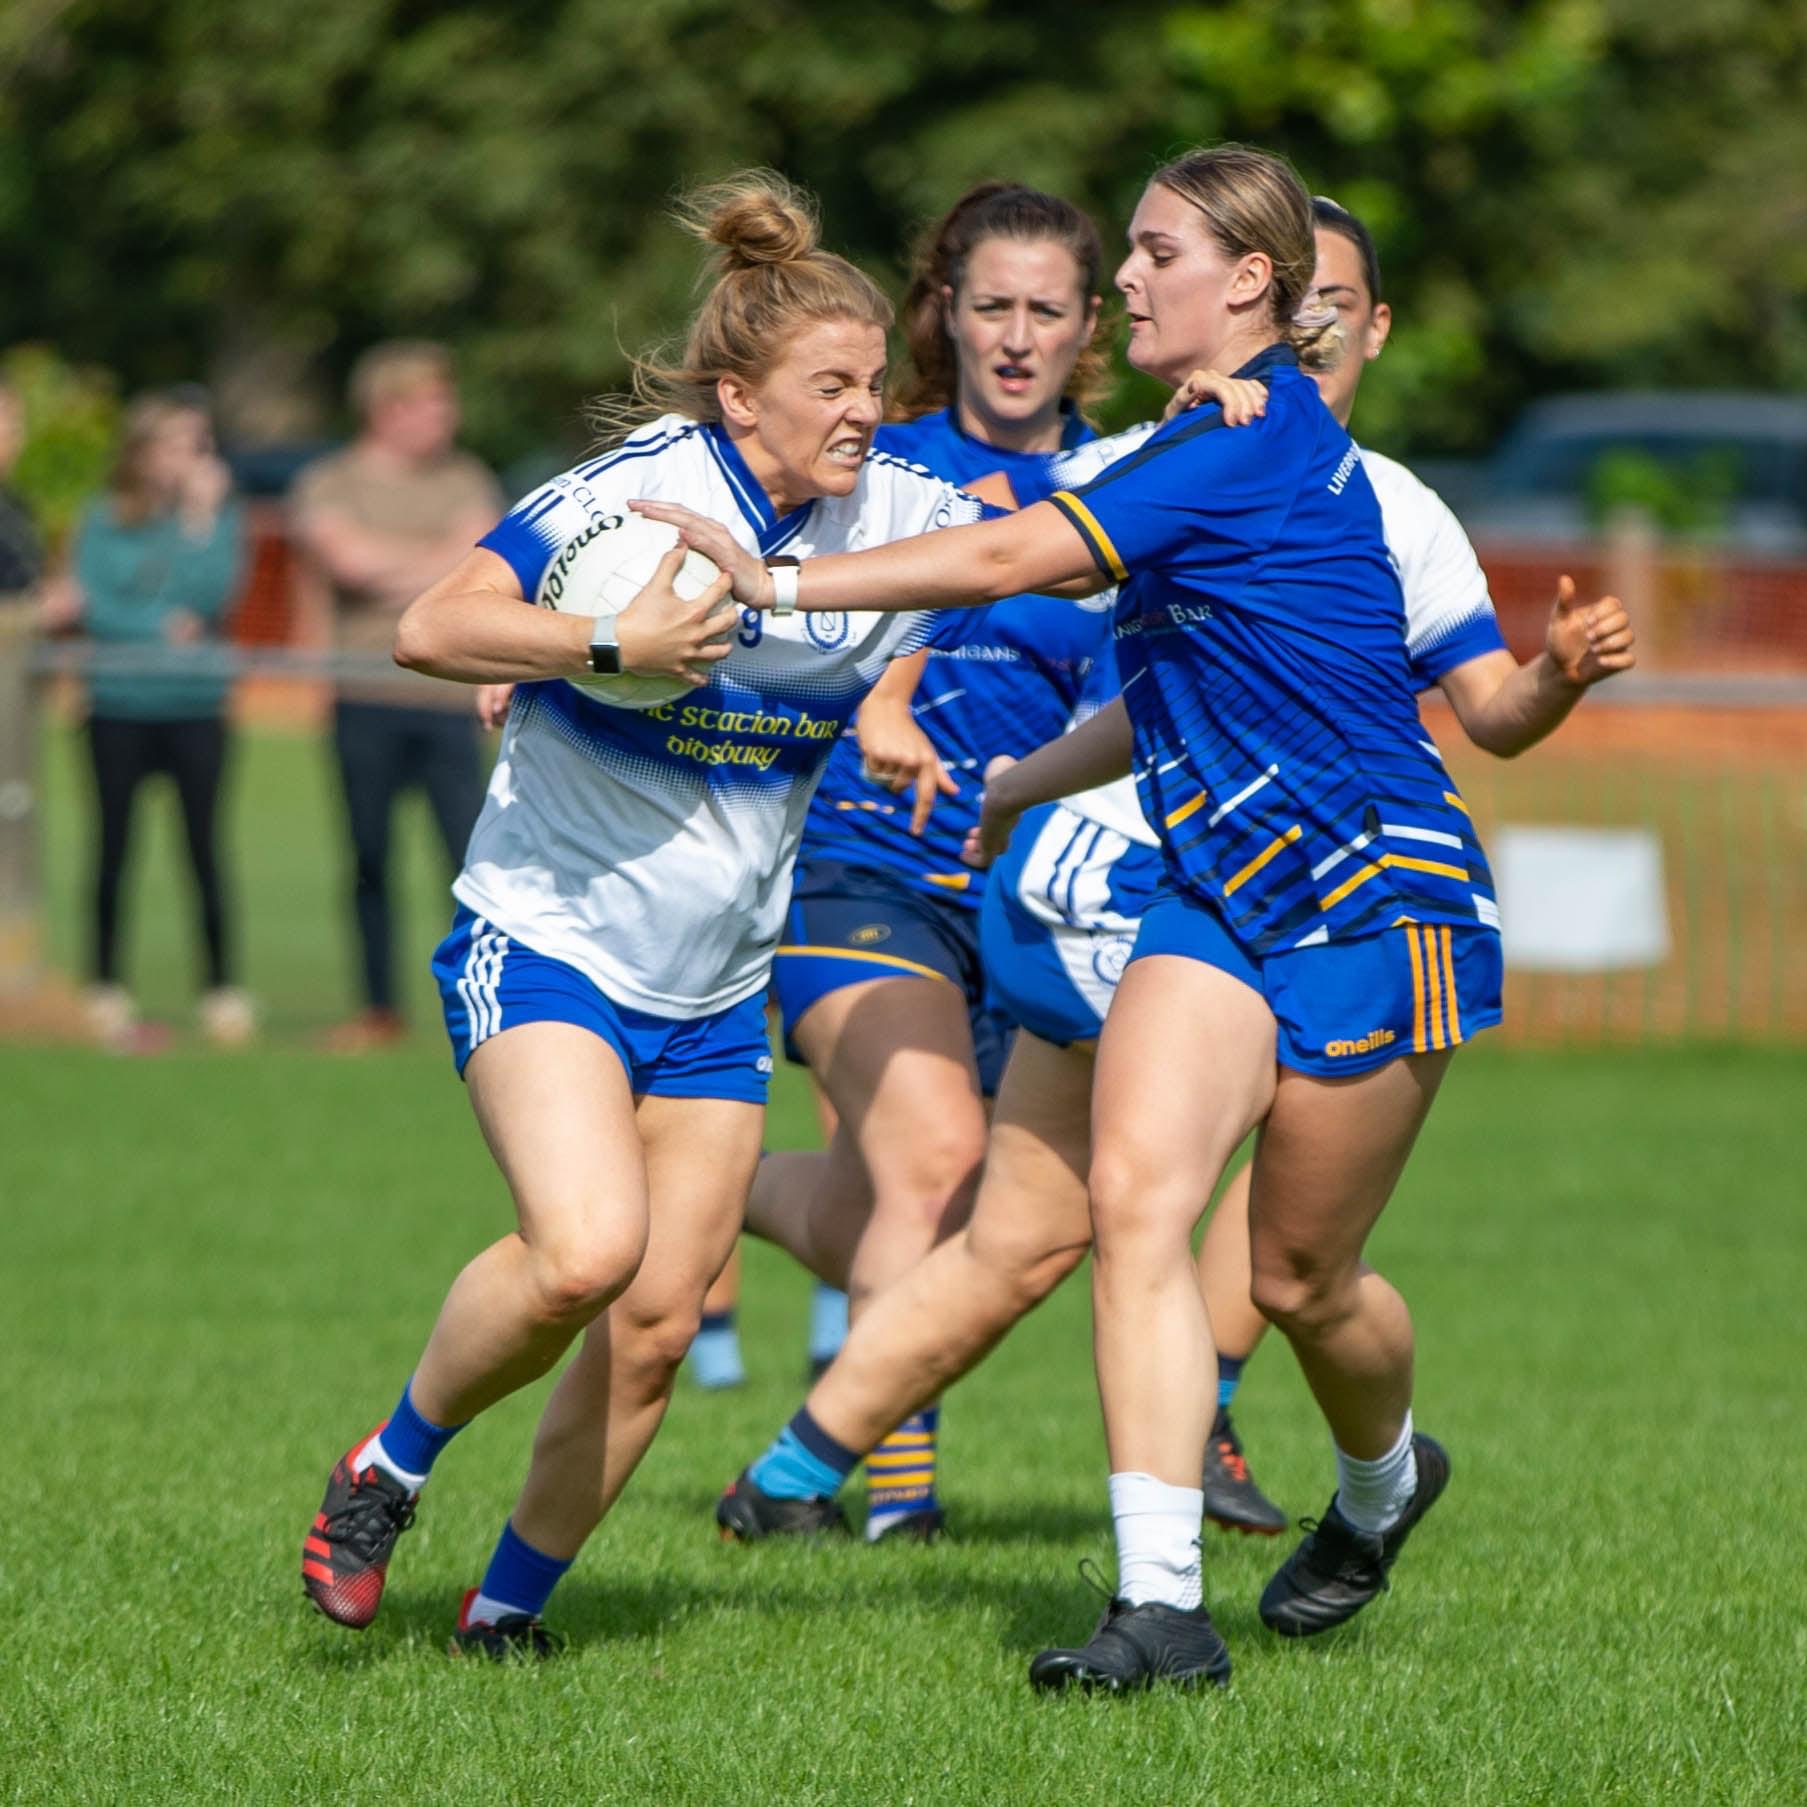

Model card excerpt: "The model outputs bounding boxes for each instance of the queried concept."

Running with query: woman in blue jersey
[727,183,1116,1543]
[637,144,1635,1693]
[294,173,998,1649]
[703,196,1637,1566]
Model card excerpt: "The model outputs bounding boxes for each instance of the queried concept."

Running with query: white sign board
[1494,825,1671,972]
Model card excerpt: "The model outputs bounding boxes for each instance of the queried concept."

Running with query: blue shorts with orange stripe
[772,859,1013,1094]
[1129,884,1502,1076]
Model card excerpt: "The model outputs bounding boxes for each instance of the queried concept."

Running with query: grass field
[4,723,1805,1804]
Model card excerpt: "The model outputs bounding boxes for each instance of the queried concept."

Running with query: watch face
[588,641,623,675]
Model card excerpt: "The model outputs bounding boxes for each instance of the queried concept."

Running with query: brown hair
[894,181,1110,420]
[591,171,893,442]
[349,341,454,419]
[107,391,211,526]
[1151,144,1343,373]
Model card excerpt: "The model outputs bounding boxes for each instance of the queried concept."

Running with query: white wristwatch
[766,557,801,616]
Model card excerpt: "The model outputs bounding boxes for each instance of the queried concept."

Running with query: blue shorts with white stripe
[432,905,773,1102]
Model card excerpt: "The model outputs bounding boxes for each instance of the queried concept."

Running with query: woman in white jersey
[639,146,1636,1692]
[295,173,991,1648]
[702,195,1635,1572]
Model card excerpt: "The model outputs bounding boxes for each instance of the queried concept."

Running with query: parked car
[1459,391,1807,553]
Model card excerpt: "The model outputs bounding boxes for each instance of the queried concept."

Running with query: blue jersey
[1045,347,1498,956]
[800,407,1115,908]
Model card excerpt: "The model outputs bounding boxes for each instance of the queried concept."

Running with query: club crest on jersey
[1092,933,1134,986]
[806,612,851,651]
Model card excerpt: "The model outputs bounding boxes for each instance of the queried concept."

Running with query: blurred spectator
[289,343,502,1051]
[72,388,251,1050]
[0,380,45,595]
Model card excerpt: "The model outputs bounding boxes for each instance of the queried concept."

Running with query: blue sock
[1217,1353,1247,1413]
[373,1378,466,1482]
[689,1312,745,1390]
[807,1284,849,1364]
[475,1520,572,1620]
[749,1407,859,1500]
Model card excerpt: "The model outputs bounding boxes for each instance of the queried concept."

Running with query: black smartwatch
[587,614,623,675]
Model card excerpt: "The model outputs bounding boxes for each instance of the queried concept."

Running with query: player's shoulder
[848,443,984,530]
[1357,446,1472,553]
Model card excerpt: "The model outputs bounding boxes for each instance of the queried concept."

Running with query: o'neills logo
[539,515,626,606]
[1326,1027,1396,1057]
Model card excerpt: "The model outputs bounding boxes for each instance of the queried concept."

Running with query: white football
[534,510,726,709]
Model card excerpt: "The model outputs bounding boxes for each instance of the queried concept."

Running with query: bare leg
[1196,1163,1269,1360]
[784,976,989,1315]
[806,1031,1096,1452]
[744,1143,870,1291]
[507,1094,765,1559]
[1088,957,1276,1485]
[699,1242,740,1319]
[1247,1053,1450,1458]
[408,1023,651,1428]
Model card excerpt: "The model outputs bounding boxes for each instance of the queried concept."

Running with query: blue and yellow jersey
[800,407,1115,908]
[1045,347,1499,956]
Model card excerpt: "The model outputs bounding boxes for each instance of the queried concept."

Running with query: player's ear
[1367,301,1392,360]
[717,374,759,430]
[1230,251,1273,307]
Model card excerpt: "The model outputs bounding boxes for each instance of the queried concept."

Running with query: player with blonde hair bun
[295,171,1001,1654]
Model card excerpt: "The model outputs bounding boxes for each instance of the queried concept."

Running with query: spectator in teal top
[71,388,252,1049]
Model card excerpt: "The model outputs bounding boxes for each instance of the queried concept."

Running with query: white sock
[1333,1412,1416,1534]
[466,1589,527,1627]
[353,1431,426,1494]
[1108,1471,1204,1610]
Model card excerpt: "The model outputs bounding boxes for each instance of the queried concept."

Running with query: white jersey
[458,415,983,1018]
[1016,424,1506,866]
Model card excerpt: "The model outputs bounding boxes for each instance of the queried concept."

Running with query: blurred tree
[0,0,1801,467]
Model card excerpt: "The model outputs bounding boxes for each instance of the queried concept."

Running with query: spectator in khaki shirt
[290,343,503,1050]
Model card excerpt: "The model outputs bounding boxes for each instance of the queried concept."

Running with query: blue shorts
[1130,885,1503,1077]
[771,859,1013,1094]
[980,801,1170,1048]
[433,906,773,1102]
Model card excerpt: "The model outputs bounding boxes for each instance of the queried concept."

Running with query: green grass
[4,724,1805,1803]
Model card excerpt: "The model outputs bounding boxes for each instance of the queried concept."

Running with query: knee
[612,1297,705,1387]
[1248,1254,1357,1339]
[525,1229,645,1327]
[1087,1149,1185,1252]
[970,1231,1087,1317]
[874,1121,987,1230]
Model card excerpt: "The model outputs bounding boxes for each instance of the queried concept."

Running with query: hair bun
[680,171,819,271]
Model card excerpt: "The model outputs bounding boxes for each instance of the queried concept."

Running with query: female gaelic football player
[703,194,1634,1560]
[636,144,1635,1692]
[296,172,1002,1648]
[728,181,1117,1542]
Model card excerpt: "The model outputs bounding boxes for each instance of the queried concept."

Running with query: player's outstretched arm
[1438,576,1636,758]
[394,544,737,686]
[961,698,1135,866]
[856,650,958,835]
[631,497,1099,615]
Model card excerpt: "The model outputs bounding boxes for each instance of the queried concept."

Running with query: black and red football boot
[301,1427,418,1629]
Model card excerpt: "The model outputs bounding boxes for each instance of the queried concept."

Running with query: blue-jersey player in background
[726,184,1117,1543]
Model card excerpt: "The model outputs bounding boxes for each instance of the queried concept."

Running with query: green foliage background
[2,0,1803,466]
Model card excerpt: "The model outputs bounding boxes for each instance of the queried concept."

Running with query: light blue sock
[807,1284,849,1364]
[748,1408,859,1501]
[689,1311,745,1389]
